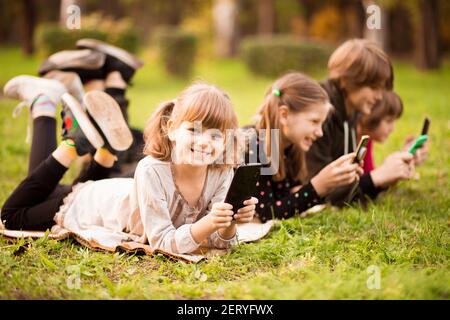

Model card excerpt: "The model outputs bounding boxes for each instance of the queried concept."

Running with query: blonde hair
[143,82,238,168]
[328,38,393,91]
[256,72,329,181]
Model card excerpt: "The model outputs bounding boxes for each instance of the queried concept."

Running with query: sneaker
[83,90,133,153]
[43,70,85,103]
[76,39,144,83]
[61,93,104,156]
[38,49,106,82]
[3,75,67,118]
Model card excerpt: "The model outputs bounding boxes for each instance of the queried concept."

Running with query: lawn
[0,47,449,299]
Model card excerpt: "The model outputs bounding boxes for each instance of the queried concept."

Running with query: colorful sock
[31,94,57,119]
[52,140,77,168]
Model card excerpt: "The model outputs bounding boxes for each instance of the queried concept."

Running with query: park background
[0,0,449,299]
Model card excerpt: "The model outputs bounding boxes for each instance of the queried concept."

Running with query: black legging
[1,116,110,231]
[103,87,145,178]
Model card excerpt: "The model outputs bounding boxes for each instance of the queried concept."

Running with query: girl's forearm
[190,215,216,244]
[218,223,236,240]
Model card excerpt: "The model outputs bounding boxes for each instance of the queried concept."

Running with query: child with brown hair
[305,38,415,203]
[357,91,427,196]
[2,80,258,254]
[242,72,362,222]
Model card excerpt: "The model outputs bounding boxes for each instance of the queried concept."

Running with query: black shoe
[39,49,107,83]
[76,39,144,83]
[61,93,105,156]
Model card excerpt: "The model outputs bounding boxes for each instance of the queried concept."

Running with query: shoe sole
[61,93,105,149]
[76,39,144,70]
[39,49,106,75]
[83,91,133,151]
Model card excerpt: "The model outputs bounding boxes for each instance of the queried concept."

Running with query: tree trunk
[388,4,413,55]
[415,0,440,70]
[102,0,122,19]
[212,0,239,57]
[21,0,36,56]
[258,0,275,35]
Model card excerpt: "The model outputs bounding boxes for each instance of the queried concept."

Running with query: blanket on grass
[0,204,327,263]
[0,220,275,263]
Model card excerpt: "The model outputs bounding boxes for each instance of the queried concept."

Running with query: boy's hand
[209,202,234,230]
[371,151,414,188]
[234,197,258,223]
[403,135,430,166]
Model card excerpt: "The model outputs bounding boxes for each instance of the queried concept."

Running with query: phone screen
[225,163,262,215]
[353,135,370,164]
[421,117,430,136]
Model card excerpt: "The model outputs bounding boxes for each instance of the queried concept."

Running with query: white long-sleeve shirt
[54,156,236,254]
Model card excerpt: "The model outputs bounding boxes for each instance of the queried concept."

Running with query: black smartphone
[353,135,370,164]
[421,117,431,135]
[224,163,262,217]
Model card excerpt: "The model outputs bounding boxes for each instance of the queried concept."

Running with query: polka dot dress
[241,126,323,222]
[255,175,322,222]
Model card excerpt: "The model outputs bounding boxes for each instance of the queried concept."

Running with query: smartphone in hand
[353,135,370,164]
[409,135,428,155]
[421,117,431,135]
[224,163,262,218]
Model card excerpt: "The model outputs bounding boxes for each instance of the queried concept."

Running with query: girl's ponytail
[257,90,285,180]
[256,73,329,181]
[143,100,176,160]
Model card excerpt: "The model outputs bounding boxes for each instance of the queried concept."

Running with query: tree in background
[212,0,239,57]
[19,0,37,55]
[258,0,275,35]
[415,0,440,69]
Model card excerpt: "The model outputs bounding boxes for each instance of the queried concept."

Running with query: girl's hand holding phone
[311,153,363,197]
[234,197,258,223]
[209,202,234,229]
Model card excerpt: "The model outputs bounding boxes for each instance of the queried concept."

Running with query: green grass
[0,47,449,299]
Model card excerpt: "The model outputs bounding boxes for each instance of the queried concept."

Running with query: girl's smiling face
[280,102,330,152]
[168,120,225,166]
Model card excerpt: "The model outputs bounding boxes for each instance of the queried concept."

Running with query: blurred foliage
[0,0,449,60]
[37,13,139,55]
[274,0,303,34]
[240,35,331,77]
[309,6,344,43]
[180,1,214,59]
[154,27,198,78]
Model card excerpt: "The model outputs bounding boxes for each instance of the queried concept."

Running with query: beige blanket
[0,220,275,263]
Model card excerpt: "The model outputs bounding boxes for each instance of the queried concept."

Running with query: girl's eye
[212,134,223,140]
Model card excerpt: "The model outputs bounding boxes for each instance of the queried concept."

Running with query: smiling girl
[2,81,258,255]
[242,72,362,222]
